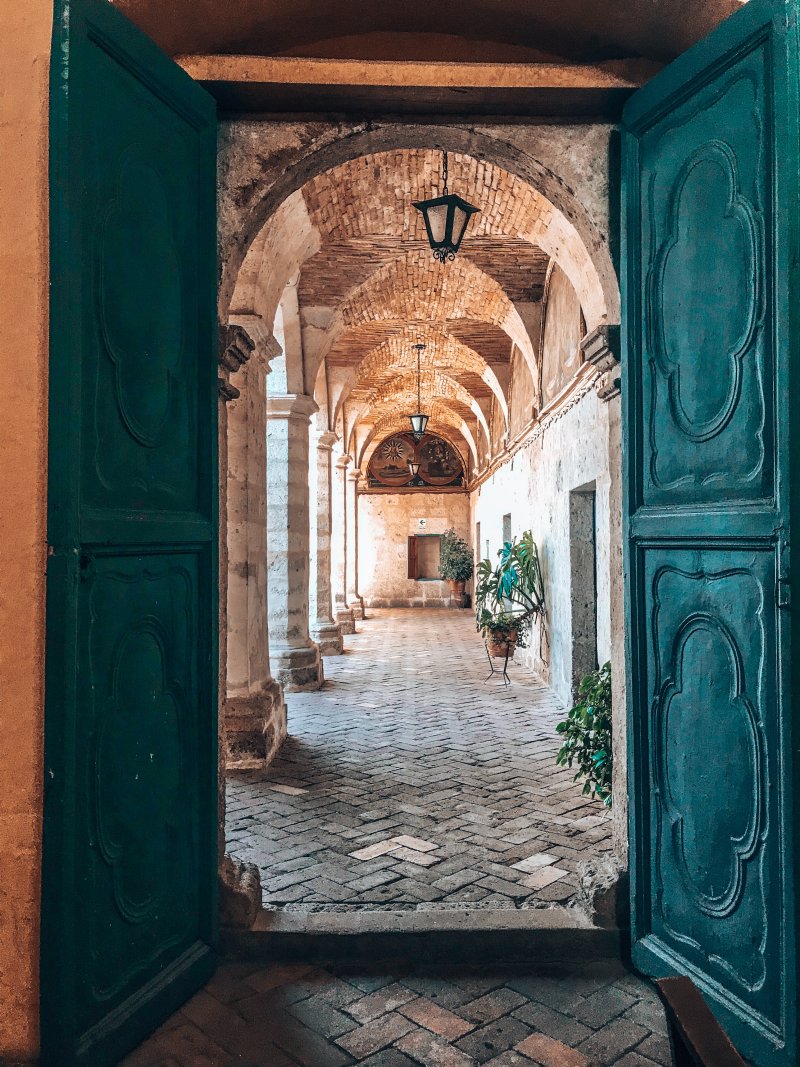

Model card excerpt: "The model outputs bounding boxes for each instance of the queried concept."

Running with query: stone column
[332,454,356,634]
[347,468,366,620]
[310,431,344,655]
[267,393,324,690]
[223,323,286,768]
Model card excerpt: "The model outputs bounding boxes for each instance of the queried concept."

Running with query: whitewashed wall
[470,388,614,710]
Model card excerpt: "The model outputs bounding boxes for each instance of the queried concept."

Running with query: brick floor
[226,609,612,911]
[120,959,672,1066]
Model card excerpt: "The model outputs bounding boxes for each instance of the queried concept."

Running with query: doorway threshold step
[222,906,620,966]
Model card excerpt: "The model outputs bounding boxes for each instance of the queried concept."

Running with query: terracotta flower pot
[449,578,466,606]
[486,628,518,658]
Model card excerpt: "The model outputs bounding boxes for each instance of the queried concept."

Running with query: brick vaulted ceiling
[314,151,547,461]
[237,148,568,465]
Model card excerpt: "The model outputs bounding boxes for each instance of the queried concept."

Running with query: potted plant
[556,661,612,807]
[439,527,474,606]
[475,531,545,658]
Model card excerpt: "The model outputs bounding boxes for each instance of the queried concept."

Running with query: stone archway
[219,122,620,330]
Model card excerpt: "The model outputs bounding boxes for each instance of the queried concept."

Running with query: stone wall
[471,387,616,712]
[0,1,51,1060]
[359,491,471,607]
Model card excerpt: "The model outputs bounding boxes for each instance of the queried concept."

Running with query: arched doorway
[218,137,627,913]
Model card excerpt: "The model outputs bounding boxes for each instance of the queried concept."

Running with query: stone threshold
[222,904,620,967]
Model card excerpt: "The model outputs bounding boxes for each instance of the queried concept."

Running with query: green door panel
[44,1,218,1063]
[623,2,800,1064]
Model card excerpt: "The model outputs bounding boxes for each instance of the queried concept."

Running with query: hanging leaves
[555,661,613,808]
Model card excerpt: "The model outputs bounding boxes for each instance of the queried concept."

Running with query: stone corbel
[217,323,254,401]
[581,323,621,402]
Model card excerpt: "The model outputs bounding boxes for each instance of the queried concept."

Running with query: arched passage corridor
[219,140,625,915]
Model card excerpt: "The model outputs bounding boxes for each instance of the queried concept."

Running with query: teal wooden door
[44,0,218,1063]
[622,2,800,1064]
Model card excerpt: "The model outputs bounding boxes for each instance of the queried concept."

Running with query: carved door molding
[43,1,218,1063]
[623,3,800,1064]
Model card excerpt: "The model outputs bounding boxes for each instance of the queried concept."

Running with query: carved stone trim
[229,313,283,369]
[218,323,255,402]
[219,323,254,372]
[581,323,621,401]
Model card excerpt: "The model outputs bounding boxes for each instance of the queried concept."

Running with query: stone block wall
[358,491,471,608]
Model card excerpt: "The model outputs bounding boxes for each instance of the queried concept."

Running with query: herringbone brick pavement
[120,958,672,1066]
[226,609,612,910]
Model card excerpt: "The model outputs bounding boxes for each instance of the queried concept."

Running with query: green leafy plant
[476,607,531,647]
[556,661,613,807]
[439,528,474,582]
[475,531,546,648]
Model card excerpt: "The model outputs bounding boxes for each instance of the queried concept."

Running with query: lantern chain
[442,150,449,195]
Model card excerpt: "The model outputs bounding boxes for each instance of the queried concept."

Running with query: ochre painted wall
[0,1,51,1060]
[359,491,471,607]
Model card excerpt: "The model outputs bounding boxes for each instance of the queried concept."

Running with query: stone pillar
[310,431,344,655]
[267,393,324,690]
[223,322,286,769]
[582,324,626,863]
[332,454,356,634]
[347,468,366,620]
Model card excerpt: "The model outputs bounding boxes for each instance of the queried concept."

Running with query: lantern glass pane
[408,461,421,476]
[409,413,429,437]
[451,205,468,246]
[427,202,448,244]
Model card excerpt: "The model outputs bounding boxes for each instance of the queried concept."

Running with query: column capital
[228,313,283,370]
[267,393,319,423]
[581,323,620,402]
[217,323,253,401]
[316,430,339,453]
[347,468,362,485]
[335,453,353,471]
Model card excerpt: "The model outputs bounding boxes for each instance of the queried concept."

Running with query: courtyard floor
[226,608,612,911]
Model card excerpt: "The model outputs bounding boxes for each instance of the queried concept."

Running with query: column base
[311,618,344,656]
[348,594,366,620]
[271,641,324,691]
[218,853,261,928]
[335,607,356,635]
[224,679,286,770]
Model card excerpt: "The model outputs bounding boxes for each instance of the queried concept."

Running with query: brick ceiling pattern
[241,148,593,463]
[345,333,505,412]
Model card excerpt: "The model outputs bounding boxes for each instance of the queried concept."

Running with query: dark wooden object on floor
[655,977,749,1067]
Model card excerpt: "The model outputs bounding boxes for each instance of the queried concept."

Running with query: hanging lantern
[413,151,479,263]
[407,343,429,441]
[407,459,421,485]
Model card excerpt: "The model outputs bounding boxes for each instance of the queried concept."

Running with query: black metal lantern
[413,151,479,262]
[407,343,429,441]
[407,459,421,485]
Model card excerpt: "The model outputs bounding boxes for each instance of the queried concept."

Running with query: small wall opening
[569,482,598,699]
[409,533,442,580]
[502,512,512,545]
